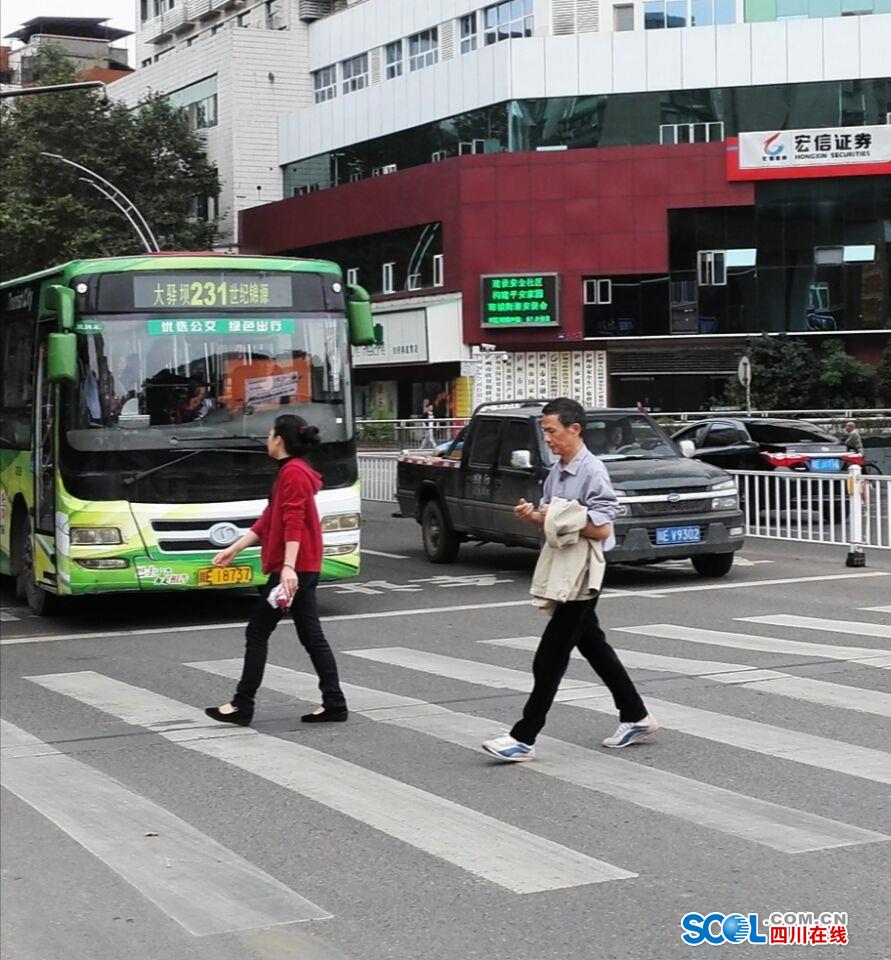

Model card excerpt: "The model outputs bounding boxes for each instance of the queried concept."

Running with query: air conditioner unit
[381,163,397,174]
[431,150,446,162]
[349,172,362,182]
[371,167,381,176]
[407,273,422,290]
[583,279,611,305]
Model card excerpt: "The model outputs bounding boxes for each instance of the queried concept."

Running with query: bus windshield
[67,313,351,452]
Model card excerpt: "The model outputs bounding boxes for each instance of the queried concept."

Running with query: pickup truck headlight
[322,514,360,533]
[711,494,739,511]
[708,479,737,493]
[615,503,630,517]
[71,527,122,545]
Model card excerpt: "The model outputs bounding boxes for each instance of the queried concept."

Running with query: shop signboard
[481,274,560,328]
[352,309,429,366]
[727,125,891,181]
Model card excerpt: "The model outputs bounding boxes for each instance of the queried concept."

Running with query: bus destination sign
[481,274,559,328]
[133,274,293,310]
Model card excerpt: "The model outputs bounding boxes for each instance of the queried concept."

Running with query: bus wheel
[421,499,460,564]
[17,523,63,616]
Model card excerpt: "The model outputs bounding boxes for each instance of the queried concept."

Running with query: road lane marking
[1,609,21,621]
[0,719,329,936]
[861,605,891,614]
[360,549,410,560]
[25,671,634,892]
[344,648,891,785]
[485,638,891,718]
[613,624,890,665]
[739,614,891,640]
[187,659,888,855]
[4,571,889,646]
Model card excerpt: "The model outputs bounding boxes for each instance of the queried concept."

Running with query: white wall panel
[612,31,646,92]
[447,54,465,115]
[715,23,751,87]
[331,94,348,153]
[785,18,824,84]
[476,43,498,108]
[510,38,548,100]
[491,41,513,104]
[418,68,440,125]
[750,21,787,86]
[353,88,370,145]
[433,58,452,120]
[680,27,717,89]
[402,69,423,130]
[545,35,580,97]
[378,78,397,141]
[821,16,860,81]
[645,27,682,92]
[859,14,891,78]
[461,46,480,111]
[578,32,613,95]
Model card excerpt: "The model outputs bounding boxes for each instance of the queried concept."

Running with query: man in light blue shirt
[483,397,658,762]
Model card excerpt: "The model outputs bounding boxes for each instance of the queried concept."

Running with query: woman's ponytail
[273,414,321,457]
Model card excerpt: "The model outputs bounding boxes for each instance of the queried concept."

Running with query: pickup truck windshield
[582,415,678,461]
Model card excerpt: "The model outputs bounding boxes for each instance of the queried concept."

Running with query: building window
[584,279,612,305]
[647,0,734,27]
[265,0,284,28]
[459,12,478,53]
[614,4,635,29]
[385,40,403,79]
[382,262,395,294]
[167,75,218,130]
[433,254,444,287]
[407,273,422,291]
[342,53,368,94]
[659,121,725,143]
[408,28,438,71]
[141,57,152,68]
[697,250,727,286]
[483,0,533,44]
[313,65,337,103]
[236,11,251,26]
[347,268,359,284]
[155,47,175,62]
[140,0,149,21]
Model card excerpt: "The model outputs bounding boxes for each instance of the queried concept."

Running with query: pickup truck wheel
[421,500,460,563]
[691,553,734,578]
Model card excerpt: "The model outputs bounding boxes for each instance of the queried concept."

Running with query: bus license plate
[197,566,253,587]
[810,458,840,472]
[655,525,701,545]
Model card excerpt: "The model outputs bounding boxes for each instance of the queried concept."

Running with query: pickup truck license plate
[810,458,840,472]
[196,566,253,587]
[655,525,701,545]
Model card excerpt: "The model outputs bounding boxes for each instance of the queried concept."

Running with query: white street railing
[729,468,890,551]
[358,454,891,554]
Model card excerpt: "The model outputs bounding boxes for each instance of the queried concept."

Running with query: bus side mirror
[47,332,78,382]
[45,284,75,331]
[346,283,375,345]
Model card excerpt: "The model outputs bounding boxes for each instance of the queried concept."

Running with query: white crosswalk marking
[345,648,891,785]
[187,659,889,854]
[25,671,635,892]
[739,614,891,640]
[0,719,330,936]
[613,623,890,665]
[0,609,20,622]
[484,637,891,717]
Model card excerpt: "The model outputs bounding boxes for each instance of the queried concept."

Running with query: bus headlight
[75,558,129,569]
[322,514,360,532]
[324,544,357,557]
[71,527,123,545]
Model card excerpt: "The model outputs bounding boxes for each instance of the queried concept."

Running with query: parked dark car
[398,404,745,577]
[671,418,864,514]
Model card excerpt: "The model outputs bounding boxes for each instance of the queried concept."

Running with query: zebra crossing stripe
[860,606,891,614]
[613,623,890,665]
[0,719,330,936]
[739,615,891,640]
[345,648,891,785]
[186,659,888,854]
[24,671,634,893]
[484,638,891,718]
[0,609,20,622]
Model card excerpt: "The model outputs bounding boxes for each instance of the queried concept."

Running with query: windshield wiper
[168,434,267,446]
[123,447,264,486]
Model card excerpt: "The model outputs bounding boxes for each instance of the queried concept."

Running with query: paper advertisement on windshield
[244,372,299,407]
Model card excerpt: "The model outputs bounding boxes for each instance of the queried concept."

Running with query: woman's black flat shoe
[204,705,252,726]
[301,708,348,723]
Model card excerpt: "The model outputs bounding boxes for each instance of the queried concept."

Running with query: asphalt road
[2,503,890,960]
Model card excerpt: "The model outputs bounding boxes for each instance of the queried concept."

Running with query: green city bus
[0,254,374,614]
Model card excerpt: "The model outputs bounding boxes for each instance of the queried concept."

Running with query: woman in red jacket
[205,414,348,726]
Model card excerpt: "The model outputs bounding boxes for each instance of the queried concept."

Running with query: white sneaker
[602,715,660,749]
[481,734,535,762]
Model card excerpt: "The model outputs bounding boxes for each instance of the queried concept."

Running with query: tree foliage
[0,45,221,280]
[873,342,891,406]
[813,339,876,409]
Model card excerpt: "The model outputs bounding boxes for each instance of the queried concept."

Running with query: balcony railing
[188,0,215,19]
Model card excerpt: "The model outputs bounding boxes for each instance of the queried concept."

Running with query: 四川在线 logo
[681,911,848,946]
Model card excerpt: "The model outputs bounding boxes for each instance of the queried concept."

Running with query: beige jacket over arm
[530,497,606,614]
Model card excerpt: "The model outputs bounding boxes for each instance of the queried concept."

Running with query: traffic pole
[845,464,866,568]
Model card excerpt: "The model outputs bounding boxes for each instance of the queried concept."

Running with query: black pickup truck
[396,403,745,577]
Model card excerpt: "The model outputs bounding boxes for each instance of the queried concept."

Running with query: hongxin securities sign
[727,125,891,181]
[481,274,560,328]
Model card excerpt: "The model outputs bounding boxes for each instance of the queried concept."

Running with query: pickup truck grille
[635,498,710,516]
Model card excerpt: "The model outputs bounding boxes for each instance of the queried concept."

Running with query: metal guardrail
[357,454,891,554]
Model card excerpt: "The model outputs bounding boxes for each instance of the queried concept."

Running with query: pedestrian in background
[205,414,348,726]
[482,397,658,761]
[841,420,864,455]
[422,399,436,447]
